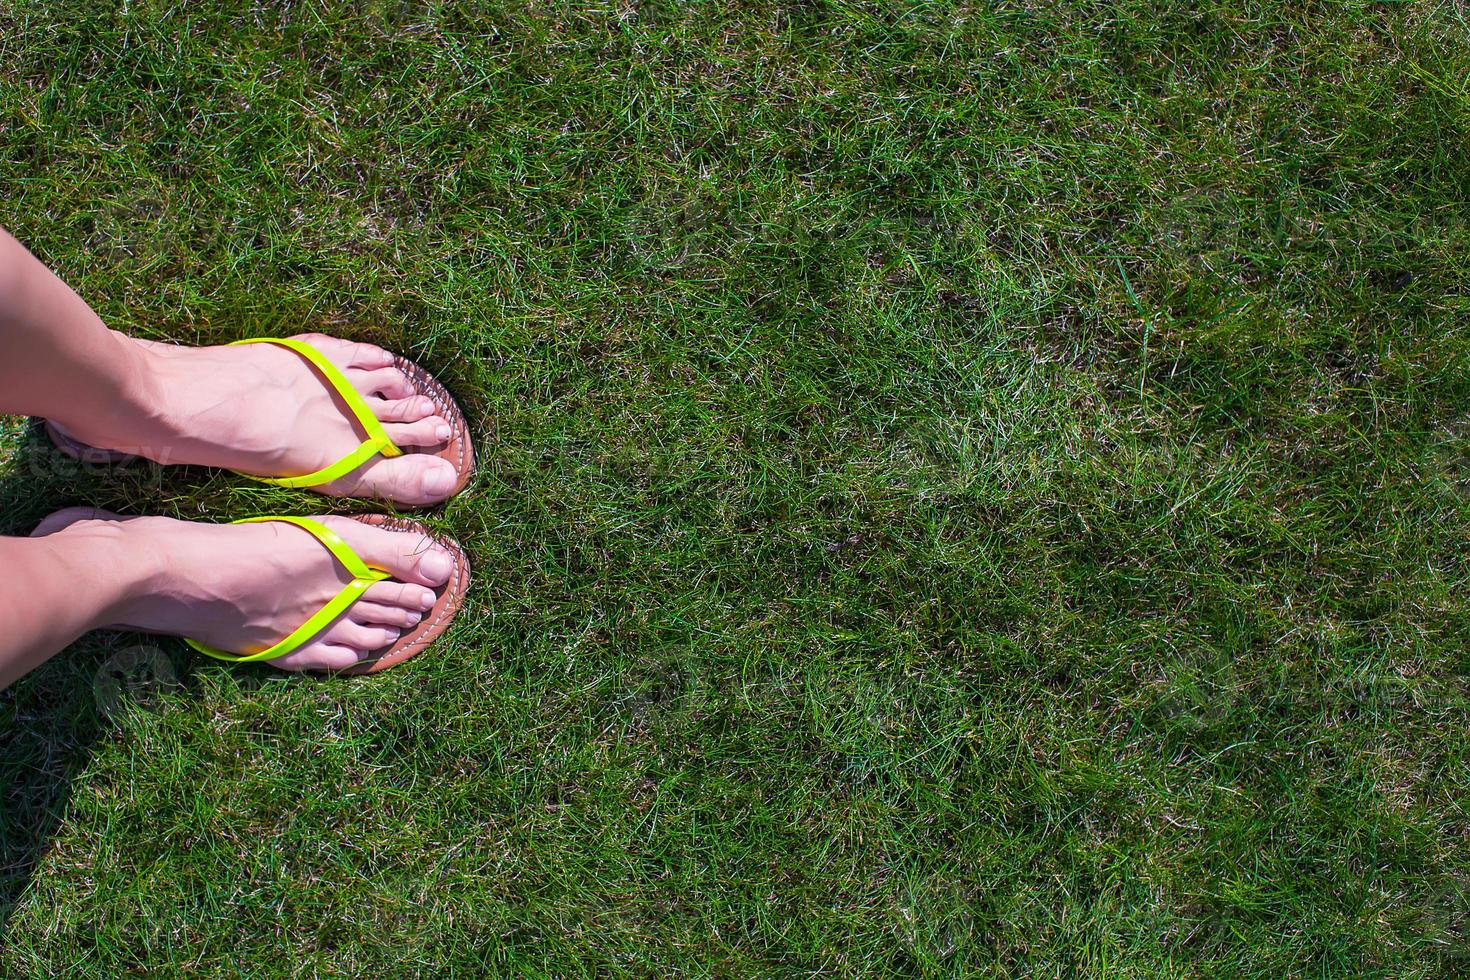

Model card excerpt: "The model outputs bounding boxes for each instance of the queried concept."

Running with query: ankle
[107,331,175,432]
[54,332,186,460]
[43,519,166,630]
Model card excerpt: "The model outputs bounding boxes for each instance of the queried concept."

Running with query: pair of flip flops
[45,337,474,675]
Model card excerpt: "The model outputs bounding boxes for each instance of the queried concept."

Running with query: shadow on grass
[0,423,202,934]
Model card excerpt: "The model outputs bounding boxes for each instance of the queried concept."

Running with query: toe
[335,454,459,506]
[371,395,438,424]
[326,516,458,588]
[350,367,413,399]
[293,332,395,371]
[325,619,401,652]
[344,342,395,370]
[384,415,452,448]
[362,580,439,612]
[266,640,362,673]
[350,601,424,630]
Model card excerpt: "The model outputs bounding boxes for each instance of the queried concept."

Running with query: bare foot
[51,332,463,506]
[32,508,457,672]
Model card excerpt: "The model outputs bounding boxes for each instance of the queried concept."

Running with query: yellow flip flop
[227,338,404,489]
[44,335,475,503]
[186,514,470,675]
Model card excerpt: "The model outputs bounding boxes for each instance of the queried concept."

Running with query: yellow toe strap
[231,337,403,489]
[184,516,391,664]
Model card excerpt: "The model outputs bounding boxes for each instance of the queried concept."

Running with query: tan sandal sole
[390,352,476,501]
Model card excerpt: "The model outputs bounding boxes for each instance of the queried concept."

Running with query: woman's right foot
[33,508,458,672]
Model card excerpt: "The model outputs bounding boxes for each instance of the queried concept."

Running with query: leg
[0,229,163,431]
[0,227,462,505]
[0,519,141,689]
[1,509,458,691]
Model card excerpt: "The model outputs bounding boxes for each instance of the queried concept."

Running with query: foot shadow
[0,633,169,929]
[0,421,201,934]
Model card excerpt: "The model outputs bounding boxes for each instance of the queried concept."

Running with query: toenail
[423,466,454,497]
[420,549,453,581]
[419,590,437,610]
[435,423,452,441]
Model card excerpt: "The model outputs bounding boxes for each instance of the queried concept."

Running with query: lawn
[2,0,1469,975]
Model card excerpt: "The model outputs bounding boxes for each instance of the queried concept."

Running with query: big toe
[334,454,458,507]
[324,516,459,589]
[266,640,367,673]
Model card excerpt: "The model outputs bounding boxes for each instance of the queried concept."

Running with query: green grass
[2,0,1469,974]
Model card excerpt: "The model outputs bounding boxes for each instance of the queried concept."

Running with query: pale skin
[0,228,465,690]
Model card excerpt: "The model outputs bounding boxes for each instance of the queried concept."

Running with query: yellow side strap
[229,337,403,489]
[184,516,391,663]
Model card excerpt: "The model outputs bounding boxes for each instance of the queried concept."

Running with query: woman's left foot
[47,332,472,507]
